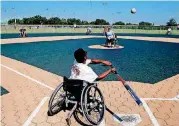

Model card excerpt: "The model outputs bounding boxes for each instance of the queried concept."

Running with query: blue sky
[1,1,179,25]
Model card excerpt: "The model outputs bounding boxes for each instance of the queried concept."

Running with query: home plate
[176,95,179,99]
[113,114,142,126]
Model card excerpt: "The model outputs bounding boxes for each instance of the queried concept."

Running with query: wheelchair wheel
[74,109,92,126]
[48,83,65,116]
[83,85,105,125]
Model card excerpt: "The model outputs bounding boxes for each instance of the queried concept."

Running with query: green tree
[94,19,109,25]
[75,19,82,25]
[166,18,177,26]
[126,23,134,25]
[21,15,47,24]
[32,15,47,24]
[138,21,152,30]
[113,21,125,25]
[81,21,89,25]
[8,19,14,24]
[89,21,96,25]
[67,18,76,25]
[48,17,61,24]
[61,18,67,25]
[8,18,22,24]
[139,21,152,26]
[22,18,30,24]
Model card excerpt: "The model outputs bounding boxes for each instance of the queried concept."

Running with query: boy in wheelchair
[66,48,116,125]
[48,48,116,125]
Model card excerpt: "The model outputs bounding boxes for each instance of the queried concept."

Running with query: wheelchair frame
[48,77,105,126]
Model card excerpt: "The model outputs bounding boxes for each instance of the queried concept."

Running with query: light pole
[102,2,108,27]
[73,12,76,25]
[116,12,121,32]
[12,8,16,25]
[3,9,7,24]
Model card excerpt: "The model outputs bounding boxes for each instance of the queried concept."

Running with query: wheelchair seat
[63,77,89,102]
[63,77,89,95]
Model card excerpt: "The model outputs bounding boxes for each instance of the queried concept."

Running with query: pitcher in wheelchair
[104,27,118,48]
[48,48,116,126]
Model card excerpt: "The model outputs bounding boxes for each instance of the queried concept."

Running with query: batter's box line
[142,95,179,101]
[23,97,49,126]
[140,95,179,126]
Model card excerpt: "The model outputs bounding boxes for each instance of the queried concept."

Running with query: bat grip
[110,65,118,74]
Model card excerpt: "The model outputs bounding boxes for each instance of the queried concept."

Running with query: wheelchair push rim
[83,85,105,125]
[48,83,65,115]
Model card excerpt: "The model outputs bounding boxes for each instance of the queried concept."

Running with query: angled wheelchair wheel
[74,109,92,126]
[48,83,65,116]
[82,85,105,125]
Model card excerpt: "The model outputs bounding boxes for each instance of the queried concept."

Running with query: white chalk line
[142,97,179,101]
[141,99,160,126]
[23,97,49,126]
[140,95,179,126]
[1,64,54,90]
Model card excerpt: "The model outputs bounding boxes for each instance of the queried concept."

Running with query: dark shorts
[107,38,115,42]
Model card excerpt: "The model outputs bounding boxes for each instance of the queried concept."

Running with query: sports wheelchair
[104,32,118,48]
[48,77,105,126]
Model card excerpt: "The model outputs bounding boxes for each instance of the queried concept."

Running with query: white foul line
[142,97,179,101]
[23,97,49,126]
[1,64,54,90]
[141,99,160,126]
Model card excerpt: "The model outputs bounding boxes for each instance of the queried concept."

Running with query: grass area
[1,27,179,35]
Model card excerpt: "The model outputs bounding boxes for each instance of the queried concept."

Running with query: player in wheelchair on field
[48,48,116,126]
[104,27,118,47]
[86,27,92,35]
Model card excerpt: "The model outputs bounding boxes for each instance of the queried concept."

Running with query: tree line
[8,15,178,26]
[8,15,110,25]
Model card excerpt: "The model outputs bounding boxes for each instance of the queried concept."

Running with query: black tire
[74,110,92,126]
[48,83,65,116]
[83,85,105,125]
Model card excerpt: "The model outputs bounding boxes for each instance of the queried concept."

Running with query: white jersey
[87,27,91,30]
[168,28,171,32]
[106,30,114,39]
[70,59,98,83]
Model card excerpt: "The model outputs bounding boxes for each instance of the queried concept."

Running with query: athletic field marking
[23,97,49,126]
[1,64,54,90]
[113,114,142,126]
[175,94,179,99]
[141,99,160,126]
[142,97,179,101]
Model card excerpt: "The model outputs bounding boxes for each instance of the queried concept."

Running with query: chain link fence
[1,25,179,35]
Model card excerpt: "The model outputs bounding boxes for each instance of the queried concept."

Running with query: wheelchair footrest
[66,101,78,126]
[66,118,71,126]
